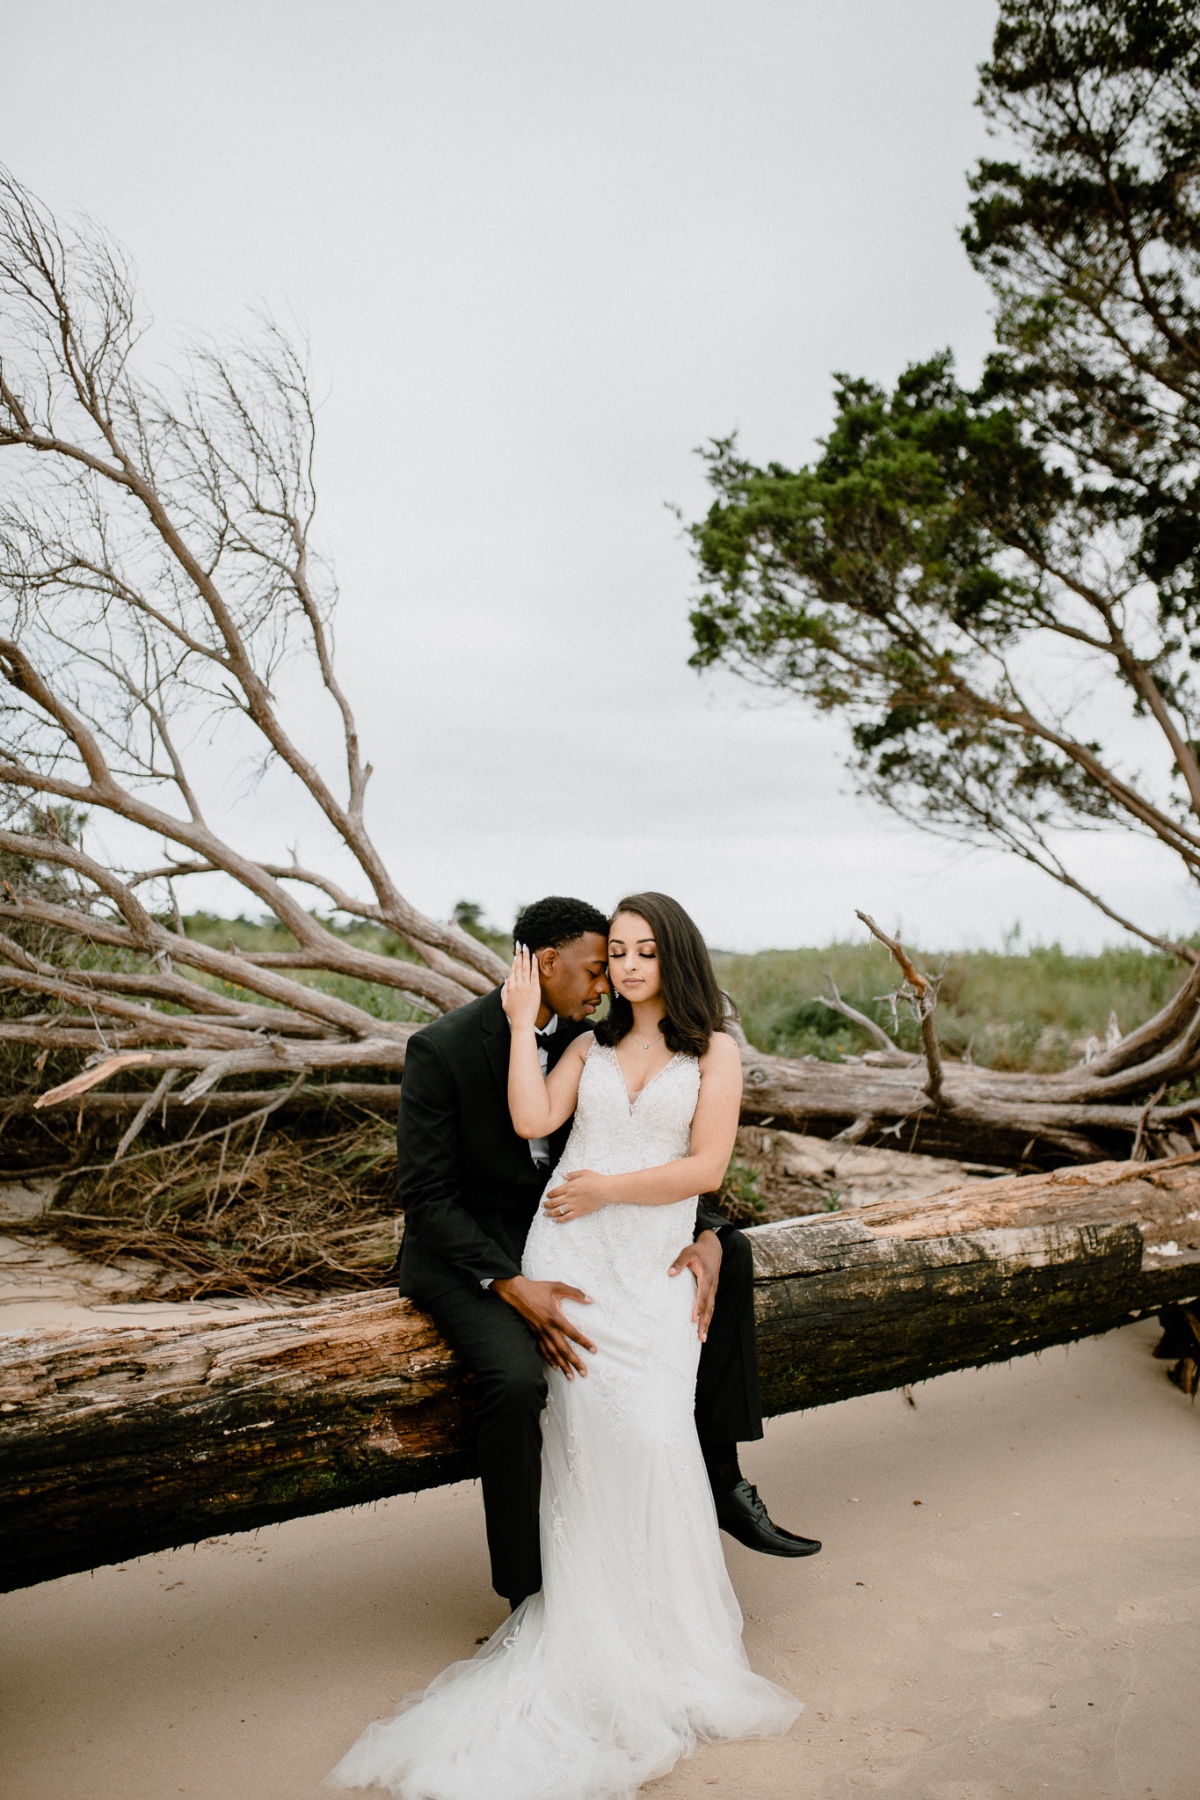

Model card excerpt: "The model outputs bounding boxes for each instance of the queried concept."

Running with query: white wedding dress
[328,1041,801,1799]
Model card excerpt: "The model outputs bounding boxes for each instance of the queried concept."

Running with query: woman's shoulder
[699,1027,743,1074]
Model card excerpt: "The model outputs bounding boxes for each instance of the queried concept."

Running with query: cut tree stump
[2,1155,1199,1594]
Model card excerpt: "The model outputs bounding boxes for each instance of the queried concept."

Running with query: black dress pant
[403,1226,762,1601]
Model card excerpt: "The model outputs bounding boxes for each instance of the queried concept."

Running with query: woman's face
[607,912,662,1004]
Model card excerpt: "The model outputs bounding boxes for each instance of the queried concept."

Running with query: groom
[391,894,820,1607]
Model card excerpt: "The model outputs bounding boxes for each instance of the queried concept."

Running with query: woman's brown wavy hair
[594,891,725,1059]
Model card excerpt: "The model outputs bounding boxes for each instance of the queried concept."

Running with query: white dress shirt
[528,1013,558,1169]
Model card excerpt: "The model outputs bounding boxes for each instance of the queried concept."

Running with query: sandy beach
[1,1315,1196,1799]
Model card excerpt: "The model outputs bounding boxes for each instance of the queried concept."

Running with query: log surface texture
[735,1048,1179,1165]
[2,1157,1199,1594]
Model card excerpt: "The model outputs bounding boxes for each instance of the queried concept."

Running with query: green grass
[712,940,1186,1072]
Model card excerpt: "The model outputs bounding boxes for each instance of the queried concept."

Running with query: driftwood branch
[856,911,944,1104]
[6,978,1200,1173]
[737,1041,1200,1167]
[0,165,506,1120]
[812,977,903,1056]
[3,1154,1198,1593]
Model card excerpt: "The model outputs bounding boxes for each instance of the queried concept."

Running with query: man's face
[537,932,610,1022]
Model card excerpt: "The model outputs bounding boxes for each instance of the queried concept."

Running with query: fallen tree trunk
[2,1155,1198,1594]
[750,1152,1200,1408]
[5,1041,1198,1182]
[733,918,1200,1169]
[738,1045,1200,1168]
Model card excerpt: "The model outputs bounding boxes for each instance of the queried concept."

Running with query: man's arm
[396,1031,523,1285]
[695,1199,729,1239]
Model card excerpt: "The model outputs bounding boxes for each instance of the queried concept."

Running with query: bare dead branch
[813,976,900,1053]
[1130,1082,1168,1161]
[855,911,945,1105]
[35,1053,156,1108]
[112,1069,179,1162]
[26,1031,414,1110]
[0,162,505,1067]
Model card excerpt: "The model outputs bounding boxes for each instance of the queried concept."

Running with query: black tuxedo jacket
[395,985,726,1294]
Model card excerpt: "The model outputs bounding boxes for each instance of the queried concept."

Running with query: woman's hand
[501,944,542,1032]
[543,1169,613,1222]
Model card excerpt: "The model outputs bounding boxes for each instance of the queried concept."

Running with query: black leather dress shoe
[714,1480,822,1556]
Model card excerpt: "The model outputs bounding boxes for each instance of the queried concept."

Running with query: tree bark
[2,1155,1198,1594]
[738,1046,1200,1167]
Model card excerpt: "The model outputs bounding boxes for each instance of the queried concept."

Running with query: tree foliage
[688,0,1200,951]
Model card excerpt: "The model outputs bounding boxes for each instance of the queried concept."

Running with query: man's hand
[667,1228,722,1343]
[492,1274,597,1379]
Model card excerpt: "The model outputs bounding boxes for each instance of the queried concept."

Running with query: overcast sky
[4,1,1186,952]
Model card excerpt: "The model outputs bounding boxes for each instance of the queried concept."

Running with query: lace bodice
[522,1041,702,1293]
[561,1042,700,1175]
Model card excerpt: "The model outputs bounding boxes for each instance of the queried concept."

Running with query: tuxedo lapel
[480,987,590,1106]
[479,984,510,1104]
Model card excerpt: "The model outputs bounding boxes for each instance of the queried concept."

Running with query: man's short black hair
[513,895,609,953]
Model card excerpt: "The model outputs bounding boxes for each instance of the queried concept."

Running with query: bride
[328,892,801,1799]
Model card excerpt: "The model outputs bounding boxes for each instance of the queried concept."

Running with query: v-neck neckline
[605,1042,681,1109]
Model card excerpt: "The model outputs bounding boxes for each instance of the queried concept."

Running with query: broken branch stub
[855,911,945,1107]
